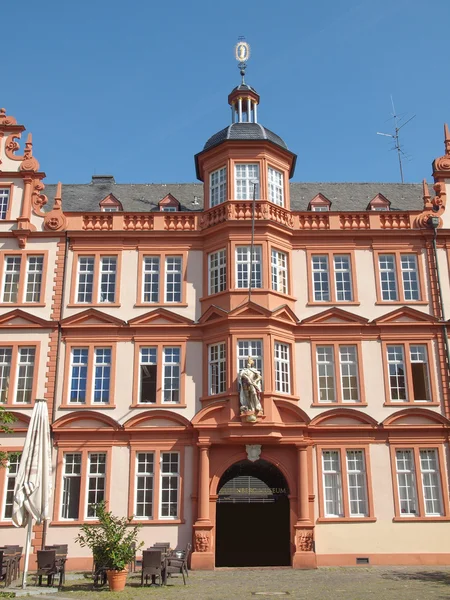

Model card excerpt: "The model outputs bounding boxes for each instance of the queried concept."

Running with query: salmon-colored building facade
[1,66,450,569]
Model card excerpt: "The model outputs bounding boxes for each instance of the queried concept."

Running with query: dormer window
[99,193,122,213]
[158,194,180,212]
[235,164,259,200]
[210,167,227,207]
[0,188,11,220]
[309,193,331,212]
[368,194,390,211]
[268,167,284,207]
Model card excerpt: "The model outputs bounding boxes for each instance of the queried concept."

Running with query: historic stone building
[1,56,450,568]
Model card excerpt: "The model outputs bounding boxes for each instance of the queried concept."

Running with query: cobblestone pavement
[13,567,450,600]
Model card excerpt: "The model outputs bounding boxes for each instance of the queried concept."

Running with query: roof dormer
[99,193,123,212]
[308,193,331,212]
[368,193,390,211]
[158,193,180,212]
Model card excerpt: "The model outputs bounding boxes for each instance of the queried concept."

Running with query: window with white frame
[99,257,117,303]
[208,342,226,395]
[101,206,119,212]
[235,164,259,200]
[25,256,44,303]
[378,253,420,302]
[69,347,112,405]
[386,344,431,402]
[164,257,182,303]
[0,348,12,403]
[162,347,180,403]
[274,342,290,394]
[2,256,21,303]
[322,449,369,518]
[142,257,160,303]
[236,246,262,289]
[16,348,35,404]
[237,340,263,375]
[311,255,330,302]
[139,347,157,403]
[316,345,360,404]
[61,453,82,519]
[135,453,154,519]
[76,257,95,303]
[271,249,288,294]
[2,453,21,519]
[268,167,284,206]
[210,167,227,207]
[394,448,443,517]
[0,189,10,220]
[208,249,227,295]
[160,206,177,212]
[311,205,330,212]
[160,452,180,519]
[86,453,106,518]
[334,255,353,301]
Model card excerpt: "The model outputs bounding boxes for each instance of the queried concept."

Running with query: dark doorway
[215,459,291,567]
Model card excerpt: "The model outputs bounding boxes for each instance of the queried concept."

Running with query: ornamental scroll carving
[31,180,48,217]
[44,183,67,232]
[5,134,23,160]
[0,108,17,126]
[416,180,447,229]
[19,134,40,172]
[194,532,210,553]
[297,530,314,552]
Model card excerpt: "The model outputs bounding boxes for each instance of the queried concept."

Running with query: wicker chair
[140,549,165,586]
[35,550,64,588]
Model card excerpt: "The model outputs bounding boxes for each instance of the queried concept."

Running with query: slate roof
[42,180,425,213]
[203,123,288,151]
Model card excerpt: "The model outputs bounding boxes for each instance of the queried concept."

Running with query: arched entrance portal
[215,459,291,567]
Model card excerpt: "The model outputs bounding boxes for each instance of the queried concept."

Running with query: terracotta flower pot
[106,568,128,591]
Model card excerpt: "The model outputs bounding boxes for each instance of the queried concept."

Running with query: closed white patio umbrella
[12,398,52,588]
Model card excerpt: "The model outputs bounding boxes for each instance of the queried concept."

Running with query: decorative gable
[0,309,55,329]
[158,193,180,212]
[229,301,272,319]
[272,305,299,324]
[373,307,438,325]
[198,305,228,324]
[368,193,390,211]
[60,309,126,328]
[99,193,123,212]
[128,308,194,327]
[302,307,369,325]
[308,193,331,211]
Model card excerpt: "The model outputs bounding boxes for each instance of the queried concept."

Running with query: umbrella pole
[22,518,33,589]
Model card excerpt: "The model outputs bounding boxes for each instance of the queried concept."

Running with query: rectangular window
[386,343,432,403]
[162,347,180,403]
[377,253,422,302]
[86,453,106,518]
[420,449,443,516]
[135,453,154,519]
[164,257,182,303]
[235,164,259,200]
[395,449,418,516]
[99,257,117,303]
[208,249,227,295]
[0,348,12,403]
[2,256,21,303]
[321,448,369,519]
[25,256,44,303]
[209,342,226,395]
[160,452,180,519]
[77,257,94,303]
[316,346,336,403]
[70,348,89,404]
[210,167,227,207]
[237,340,263,375]
[312,256,330,302]
[15,348,35,404]
[3,453,21,519]
[0,189,10,220]
[140,347,157,403]
[339,346,359,402]
[271,249,288,294]
[274,342,290,394]
[334,255,353,301]
[236,245,262,289]
[143,257,160,303]
[61,453,82,520]
[93,348,111,404]
[268,167,284,206]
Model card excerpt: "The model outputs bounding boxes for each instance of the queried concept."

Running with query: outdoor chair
[165,554,187,585]
[140,549,165,587]
[3,546,21,583]
[35,550,64,588]
[44,545,67,584]
[0,551,9,587]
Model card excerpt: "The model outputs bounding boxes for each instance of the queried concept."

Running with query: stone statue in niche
[239,357,263,423]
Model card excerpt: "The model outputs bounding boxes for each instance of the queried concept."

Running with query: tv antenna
[377,96,415,183]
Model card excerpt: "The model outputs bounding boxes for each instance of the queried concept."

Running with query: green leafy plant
[0,406,16,468]
[75,502,143,571]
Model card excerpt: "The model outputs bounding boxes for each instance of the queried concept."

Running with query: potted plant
[75,502,143,592]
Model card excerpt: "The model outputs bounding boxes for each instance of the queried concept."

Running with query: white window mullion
[209,342,226,395]
[0,348,12,404]
[86,453,106,518]
[236,245,262,289]
[135,452,154,519]
[15,347,35,404]
[271,249,288,294]
[274,342,290,394]
[143,257,160,303]
[395,449,418,516]
[379,254,398,301]
[98,257,117,303]
[162,347,180,403]
[334,255,352,301]
[268,167,284,206]
[208,249,227,295]
[400,255,419,301]
[165,257,182,303]
[317,346,336,403]
[92,348,111,404]
[160,452,180,519]
[322,450,343,517]
[312,255,330,302]
[210,167,227,207]
[346,450,368,517]
[61,453,82,520]
[2,453,21,519]
[387,345,408,402]
[77,257,94,303]
[419,449,443,516]
[0,189,10,220]
[2,256,21,303]
[235,164,259,200]
[25,256,44,303]
[339,345,359,402]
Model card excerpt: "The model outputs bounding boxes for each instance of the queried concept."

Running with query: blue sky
[4,0,450,185]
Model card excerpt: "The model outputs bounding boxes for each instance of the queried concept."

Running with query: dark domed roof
[203,123,288,152]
